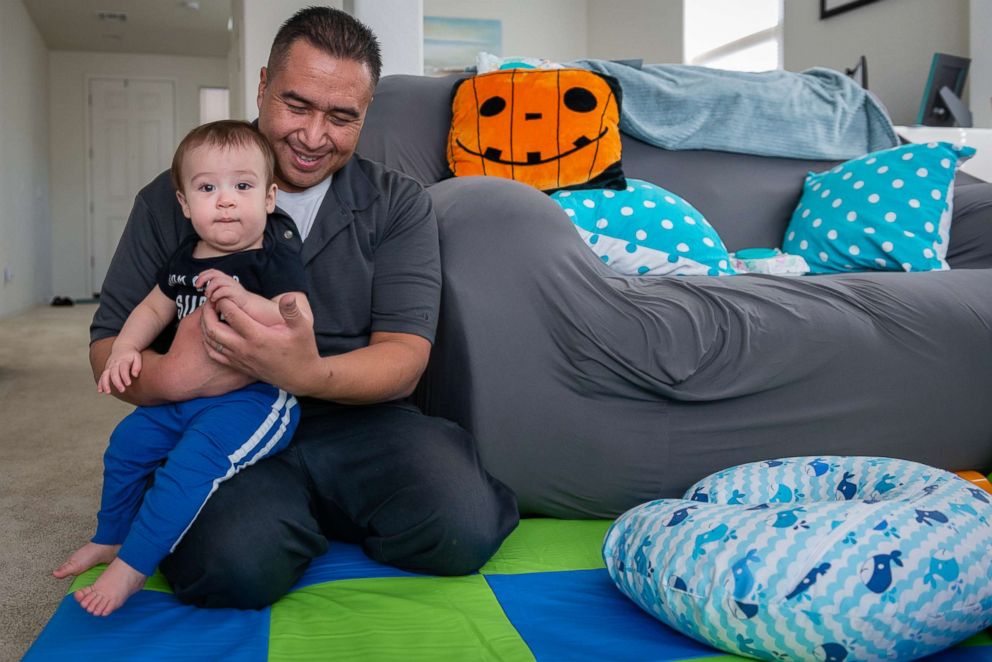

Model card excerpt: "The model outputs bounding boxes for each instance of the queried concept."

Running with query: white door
[88,78,175,295]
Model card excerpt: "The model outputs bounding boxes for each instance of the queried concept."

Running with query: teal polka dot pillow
[783,142,975,273]
[551,179,736,277]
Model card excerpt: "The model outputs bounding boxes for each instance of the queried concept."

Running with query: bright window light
[684,0,783,72]
[199,87,230,124]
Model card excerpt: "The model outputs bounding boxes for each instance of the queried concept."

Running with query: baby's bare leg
[73,557,147,616]
[53,542,120,579]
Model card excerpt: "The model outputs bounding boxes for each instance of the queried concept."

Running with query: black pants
[159,401,519,609]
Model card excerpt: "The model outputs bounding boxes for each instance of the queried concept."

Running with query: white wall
[587,0,683,64]
[347,0,424,76]
[49,51,228,299]
[0,1,51,317]
[784,0,969,125]
[424,0,588,64]
[970,0,991,128]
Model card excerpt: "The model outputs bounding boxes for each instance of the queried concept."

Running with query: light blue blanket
[569,59,898,161]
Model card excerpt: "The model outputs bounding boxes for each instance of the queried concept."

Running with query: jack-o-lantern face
[448,69,625,192]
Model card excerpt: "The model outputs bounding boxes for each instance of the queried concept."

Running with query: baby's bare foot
[53,542,121,578]
[73,558,147,616]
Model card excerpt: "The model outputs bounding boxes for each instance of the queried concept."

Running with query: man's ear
[257,66,268,114]
[265,183,277,214]
[176,190,192,219]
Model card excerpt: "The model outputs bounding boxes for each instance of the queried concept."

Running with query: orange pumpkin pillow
[447,68,626,193]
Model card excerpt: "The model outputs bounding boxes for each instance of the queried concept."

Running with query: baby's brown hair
[170,120,275,192]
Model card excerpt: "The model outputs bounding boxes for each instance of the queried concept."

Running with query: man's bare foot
[73,557,147,616]
[53,542,121,579]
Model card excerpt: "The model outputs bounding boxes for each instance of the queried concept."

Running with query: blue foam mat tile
[289,541,422,591]
[485,568,720,661]
[24,591,268,662]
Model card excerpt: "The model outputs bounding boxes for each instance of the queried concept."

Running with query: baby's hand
[98,347,142,394]
[198,269,248,309]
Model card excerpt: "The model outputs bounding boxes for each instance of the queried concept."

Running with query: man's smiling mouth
[456,128,608,166]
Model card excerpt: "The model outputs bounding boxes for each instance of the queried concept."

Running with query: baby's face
[176,143,276,254]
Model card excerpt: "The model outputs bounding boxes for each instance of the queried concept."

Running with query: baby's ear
[175,190,192,219]
[265,183,277,214]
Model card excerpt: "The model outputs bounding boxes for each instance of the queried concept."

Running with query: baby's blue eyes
[198,184,215,192]
[196,183,253,192]
[236,182,252,191]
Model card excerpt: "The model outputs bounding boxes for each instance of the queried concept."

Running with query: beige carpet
[0,304,132,661]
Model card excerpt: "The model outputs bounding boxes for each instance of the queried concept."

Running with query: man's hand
[90,308,254,406]
[98,344,142,394]
[201,295,322,396]
[198,268,249,309]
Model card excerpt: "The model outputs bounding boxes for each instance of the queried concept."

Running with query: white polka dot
[892,179,904,189]
[812,218,823,228]
[868,193,880,203]
[643,200,656,208]
[849,245,861,256]
[916,168,928,177]
[661,219,674,230]
[800,239,809,249]
[927,142,939,148]
[703,237,715,247]
[664,195,676,205]
[602,190,615,198]
[564,209,576,217]
[842,172,853,180]
[931,189,942,200]
[595,218,608,228]
[854,181,865,190]
[802,209,811,218]
[877,165,889,174]
[626,186,635,192]
[827,229,838,240]
[902,263,912,271]
[904,230,915,238]
[866,157,877,165]
[882,241,894,252]
[788,231,796,241]
[676,242,690,253]
[846,211,857,222]
[923,247,934,258]
[684,216,696,225]
[719,260,728,269]
[941,158,951,168]
[864,227,876,234]
[620,206,634,216]
[884,212,897,222]
[901,152,914,160]
[812,182,822,192]
[875,258,887,267]
[832,199,842,208]
[635,229,648,241]
[819,251,829,262]
[583,199,596,208]
[821,189,831,198]
[558,191,572,197]
[909,199,921,209]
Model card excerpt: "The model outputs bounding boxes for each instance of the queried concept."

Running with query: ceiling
[23,0,232,58]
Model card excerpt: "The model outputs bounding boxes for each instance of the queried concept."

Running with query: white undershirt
[275,176,331,241]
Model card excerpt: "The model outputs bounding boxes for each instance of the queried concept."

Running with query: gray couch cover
[357,74,992,518]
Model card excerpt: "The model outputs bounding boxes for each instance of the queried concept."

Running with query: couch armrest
[948,182,992,269]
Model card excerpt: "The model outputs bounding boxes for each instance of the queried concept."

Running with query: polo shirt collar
[302,155,378,265]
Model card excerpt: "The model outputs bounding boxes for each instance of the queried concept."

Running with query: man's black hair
[268,6,382,88]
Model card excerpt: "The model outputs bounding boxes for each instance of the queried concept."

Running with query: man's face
[257,39,374,192]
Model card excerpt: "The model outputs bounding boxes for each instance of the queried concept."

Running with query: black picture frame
[820,0,881,19]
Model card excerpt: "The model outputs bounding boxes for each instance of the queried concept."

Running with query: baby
[53,120,312,616]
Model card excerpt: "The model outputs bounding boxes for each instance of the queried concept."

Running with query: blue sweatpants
[92,383,299,576]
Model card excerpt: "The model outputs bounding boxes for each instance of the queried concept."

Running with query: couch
[356,73,992,519]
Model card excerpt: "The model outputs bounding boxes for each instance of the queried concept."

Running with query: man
[88,7,519,609]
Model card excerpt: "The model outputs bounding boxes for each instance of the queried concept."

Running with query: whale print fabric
[603,456,992,661]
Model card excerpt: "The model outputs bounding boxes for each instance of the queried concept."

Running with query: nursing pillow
[603,456,992,661]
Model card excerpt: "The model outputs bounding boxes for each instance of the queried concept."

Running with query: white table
[894,125,992,182]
